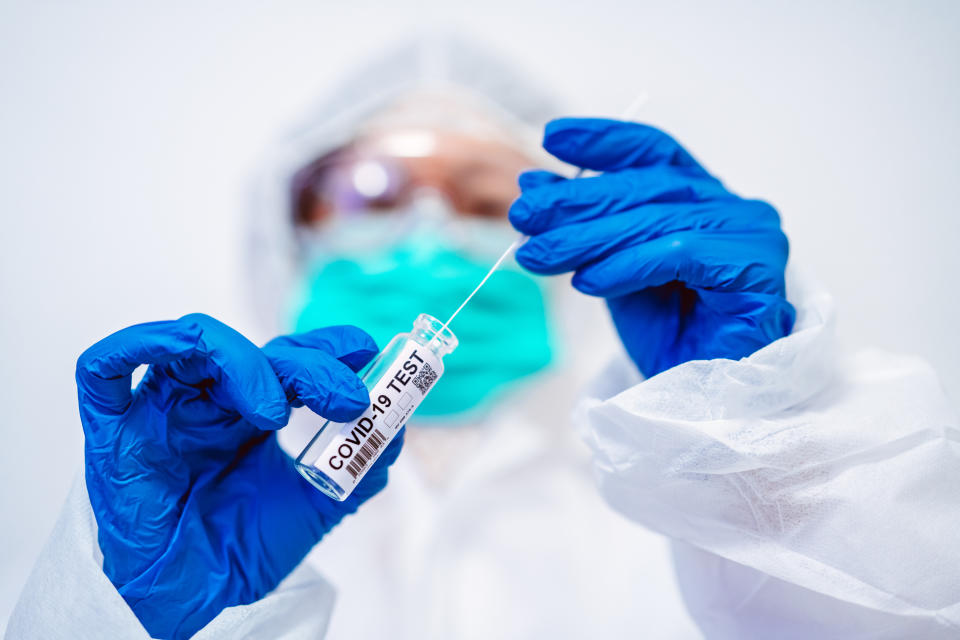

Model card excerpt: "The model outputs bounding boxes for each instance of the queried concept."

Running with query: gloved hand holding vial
[65,315,404,639]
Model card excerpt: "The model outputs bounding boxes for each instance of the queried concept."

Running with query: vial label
[314,339,441,492]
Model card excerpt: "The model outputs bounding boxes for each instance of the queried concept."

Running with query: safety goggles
[290,129,533,228]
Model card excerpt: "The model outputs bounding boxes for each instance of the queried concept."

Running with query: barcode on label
[346,429,387,480]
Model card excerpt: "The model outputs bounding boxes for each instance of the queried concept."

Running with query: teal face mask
[291,224,555,420]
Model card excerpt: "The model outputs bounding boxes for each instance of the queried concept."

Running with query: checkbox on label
[399,392,412,408]
[385,410,399,427]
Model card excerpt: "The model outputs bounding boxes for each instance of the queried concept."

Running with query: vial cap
[413,313,458,357]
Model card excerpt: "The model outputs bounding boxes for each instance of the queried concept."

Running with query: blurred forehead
[355,88,538,153]
[353,128,534,173]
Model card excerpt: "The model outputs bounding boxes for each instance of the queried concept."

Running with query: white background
[1,0,958,629]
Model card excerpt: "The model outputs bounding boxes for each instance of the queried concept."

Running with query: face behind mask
[291,220,555,421]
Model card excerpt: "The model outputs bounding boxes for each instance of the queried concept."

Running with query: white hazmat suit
[9,267,959,639]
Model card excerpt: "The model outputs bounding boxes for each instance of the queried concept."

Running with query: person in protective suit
[8,36,959,640]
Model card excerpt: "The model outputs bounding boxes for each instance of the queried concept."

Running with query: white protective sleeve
[5,473,336,640]
[575,270,960,639]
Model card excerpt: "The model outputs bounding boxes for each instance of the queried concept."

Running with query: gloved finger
[509,166,729,236]
[264,325,378,373]
[543,118,712,175]
[516,200,781,275]
[76,315,288,430]
[570,229,789,298]
[164,314,291,430]
[262,344,371,422]
[76,319,202,415]
[517,169,565,191]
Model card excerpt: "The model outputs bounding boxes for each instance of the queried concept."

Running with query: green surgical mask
[290,225,555,420]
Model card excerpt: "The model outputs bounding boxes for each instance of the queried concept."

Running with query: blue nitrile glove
[510,118,796,377]
[76,313,402,640]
